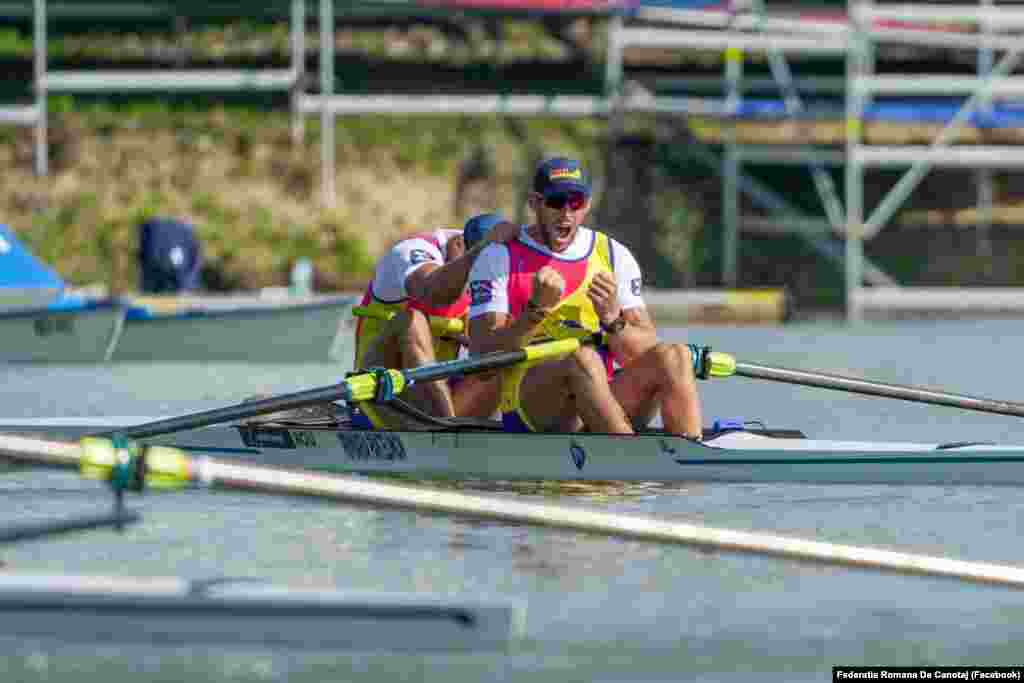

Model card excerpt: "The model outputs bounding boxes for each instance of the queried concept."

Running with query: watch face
[604,316,626,333]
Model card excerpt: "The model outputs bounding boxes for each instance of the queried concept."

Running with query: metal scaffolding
[846,0,1024,321]
[9,1,1024,321]
[5,0,306,176]
[611,0,1024,321]
[0,0,46,176]
[607,2,888,295]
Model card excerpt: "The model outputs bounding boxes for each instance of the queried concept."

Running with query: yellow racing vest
[498,230,615,416]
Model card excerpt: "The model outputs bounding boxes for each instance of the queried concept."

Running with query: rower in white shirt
[352,214,520,429]
[467,157,706,439]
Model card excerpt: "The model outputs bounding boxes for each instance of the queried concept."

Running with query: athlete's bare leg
[516,346,633,433]
[360,309,456,417]
[450,374,501,419]
[610,342,702,438]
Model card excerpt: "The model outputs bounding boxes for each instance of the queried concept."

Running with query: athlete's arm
[407,222,520,307]
[466,243,549,354]
[469,310,544,355]
[588,241,657,366]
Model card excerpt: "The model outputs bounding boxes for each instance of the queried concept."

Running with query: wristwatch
[600,313,627,335]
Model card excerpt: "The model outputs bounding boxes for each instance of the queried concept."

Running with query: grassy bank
[0,100,605,293]
[5,16,1024,303]
[0,18,612,293]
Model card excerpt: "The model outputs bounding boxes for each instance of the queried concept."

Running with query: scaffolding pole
[33,0,46,176]
[291,0,305,145]
[20,0,302,177]
[854,4,1024,26]
[320,0,335,208]
[722,47,742,287]
[615,27,848,54]
[845,0,869,322]
[977,0,995,268]
[853,75,1024,96]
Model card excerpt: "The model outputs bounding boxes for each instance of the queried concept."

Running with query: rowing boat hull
[7,417,1024,486]
[163,427,1024,486]
[111,296,357,363]
[0,301,124,362]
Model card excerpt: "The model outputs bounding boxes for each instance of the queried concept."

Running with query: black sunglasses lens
[544,193,584,210]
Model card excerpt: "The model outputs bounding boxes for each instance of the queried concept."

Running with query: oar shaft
[4,433,1024,591]
[107,338,584,440]
[196,457,1024,590]
[0,511,141,544]
[735,361,1024,418]
[0,433,81,468]
[403,348,528,384]
[111,383,353,440]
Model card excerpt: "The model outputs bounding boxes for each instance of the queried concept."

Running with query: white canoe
[0,573,522,651]
[112,295,357,363]
[0,301,125,362]
[5,415,1024,486]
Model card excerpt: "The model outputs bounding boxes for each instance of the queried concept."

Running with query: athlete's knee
[653,342,692,376]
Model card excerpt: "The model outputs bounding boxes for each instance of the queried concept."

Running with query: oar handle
[707,351,1024,419]
[352,305,465,336]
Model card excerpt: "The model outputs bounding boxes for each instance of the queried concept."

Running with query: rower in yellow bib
[351,213,521,429]
[467,158,707,438]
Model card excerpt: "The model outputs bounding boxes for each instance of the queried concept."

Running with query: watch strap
[600,313,627,334]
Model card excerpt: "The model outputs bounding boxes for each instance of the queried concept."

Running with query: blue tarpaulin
[0,224,64,290]
[732,98,1024,129]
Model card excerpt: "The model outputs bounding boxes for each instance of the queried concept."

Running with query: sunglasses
[542,192,587,211]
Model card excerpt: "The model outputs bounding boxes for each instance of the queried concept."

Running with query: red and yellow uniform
[497,231,615,430]
[353,230,468,370]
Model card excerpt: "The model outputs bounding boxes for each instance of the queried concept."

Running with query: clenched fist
[587,271,621,326]
[530,266,565,309]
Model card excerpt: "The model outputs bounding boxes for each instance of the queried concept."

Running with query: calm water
[4,319,1024,681]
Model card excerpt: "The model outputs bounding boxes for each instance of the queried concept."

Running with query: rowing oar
[705,351,1024,418]
[3,433,1024,591]
[106,338,582,440]
[352,305,466,336]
